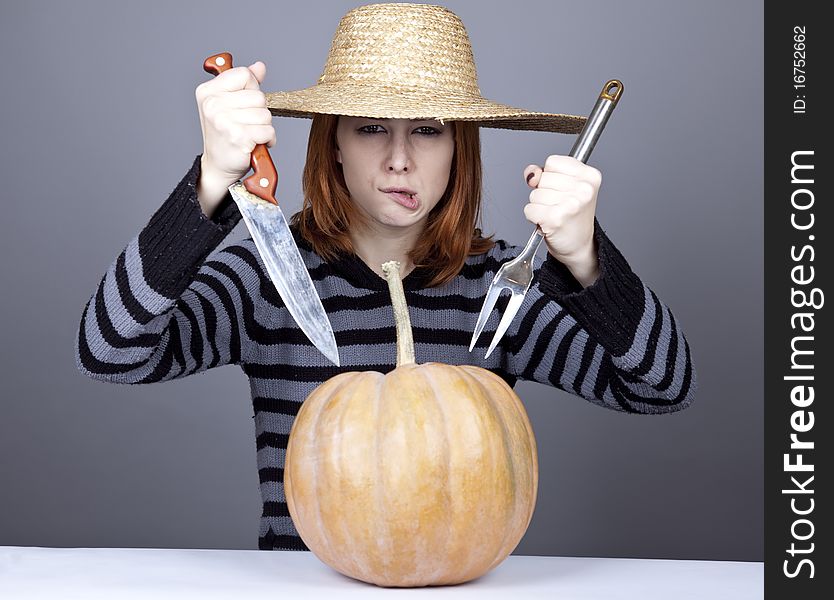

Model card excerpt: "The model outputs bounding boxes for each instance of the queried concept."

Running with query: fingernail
[526,172,535,184]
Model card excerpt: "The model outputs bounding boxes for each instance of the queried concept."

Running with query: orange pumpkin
[284,260,538,587]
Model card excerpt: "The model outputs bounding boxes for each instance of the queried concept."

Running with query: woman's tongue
[387,190,419,210]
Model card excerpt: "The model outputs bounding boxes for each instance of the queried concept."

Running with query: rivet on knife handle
[203,52,279,206]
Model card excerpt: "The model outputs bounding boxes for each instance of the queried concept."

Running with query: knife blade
[203,52,340,367]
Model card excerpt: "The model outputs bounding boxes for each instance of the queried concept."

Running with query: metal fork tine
[484,292,525,359]
[469,278,504,351]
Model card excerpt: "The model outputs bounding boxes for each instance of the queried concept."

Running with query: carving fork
[469,80,624,359]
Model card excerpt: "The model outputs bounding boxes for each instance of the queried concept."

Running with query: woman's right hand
[195,61,277,218]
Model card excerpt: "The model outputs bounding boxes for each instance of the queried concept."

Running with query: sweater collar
[291,224,434,291]
[329,252,434,291]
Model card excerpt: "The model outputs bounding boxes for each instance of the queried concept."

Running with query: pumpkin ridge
[418,364,454,581]
[463,366,540,533]
[372,371,389,577]
[308,373,357,566]
[476,365,539,563]
[334,374,369,578]
[376,371,399,576]
[456,364,519,573]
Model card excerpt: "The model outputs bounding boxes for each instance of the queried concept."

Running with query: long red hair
[289,114,496,287]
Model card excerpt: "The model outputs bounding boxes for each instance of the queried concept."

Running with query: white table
[0,546,762,599]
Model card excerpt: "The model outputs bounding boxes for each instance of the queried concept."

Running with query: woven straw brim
[265,82,586,134]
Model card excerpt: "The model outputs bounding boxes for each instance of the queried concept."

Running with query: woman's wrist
[197,158,236,219]
[549,242,600,289]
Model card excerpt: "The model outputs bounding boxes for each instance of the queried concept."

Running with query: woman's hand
[523,155,601,287]
[194,61,276,217]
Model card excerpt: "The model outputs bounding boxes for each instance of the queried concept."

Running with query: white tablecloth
[0,546,762,599]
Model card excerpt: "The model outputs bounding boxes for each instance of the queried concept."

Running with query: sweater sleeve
[503,219,697,414]
[75,155,246,384]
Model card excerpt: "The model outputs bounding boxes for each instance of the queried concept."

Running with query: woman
[75,3,695,551]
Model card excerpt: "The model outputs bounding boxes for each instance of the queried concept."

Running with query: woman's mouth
[382,190,419,210]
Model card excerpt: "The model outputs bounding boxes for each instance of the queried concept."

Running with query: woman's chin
[373,210,425,228]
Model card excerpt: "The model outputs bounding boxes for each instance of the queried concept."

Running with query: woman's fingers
[204,89,268,112]
[545,155,602,186]
[206,64,263,92]
[230,107,274,126]
[525,157,602,189]
[529,188,577,207]
[524,164,542,186]
[520,154,601,264]
[537,171,580,191]
[246,61,267,87]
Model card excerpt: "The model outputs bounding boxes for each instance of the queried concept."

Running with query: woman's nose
[385,133,411,172]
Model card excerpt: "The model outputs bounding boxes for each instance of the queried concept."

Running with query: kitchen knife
[203,52,340,367]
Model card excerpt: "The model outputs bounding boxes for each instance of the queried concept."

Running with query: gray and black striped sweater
[75,155,696,551]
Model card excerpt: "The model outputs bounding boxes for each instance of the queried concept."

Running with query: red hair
[289,114,496,287]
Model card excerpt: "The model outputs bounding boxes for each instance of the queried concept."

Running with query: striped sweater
[75,155,696,551]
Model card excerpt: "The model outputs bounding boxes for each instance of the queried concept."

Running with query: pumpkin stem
[381,261,416,366]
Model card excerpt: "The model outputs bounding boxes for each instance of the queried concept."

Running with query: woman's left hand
[524,155,601,287]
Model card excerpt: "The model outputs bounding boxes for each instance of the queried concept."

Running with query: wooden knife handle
[202,52,279,206]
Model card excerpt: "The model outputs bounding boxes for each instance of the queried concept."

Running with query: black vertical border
[764,1,830,597]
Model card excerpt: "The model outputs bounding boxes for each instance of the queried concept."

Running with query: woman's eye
[358,124,384,134]
[357,125,441,135]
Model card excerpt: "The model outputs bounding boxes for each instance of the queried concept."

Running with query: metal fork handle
[570,79,623,163]
[525,79,624,252]
[519,227,547,277]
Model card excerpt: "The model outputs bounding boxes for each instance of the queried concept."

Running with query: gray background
[0,0,762,560]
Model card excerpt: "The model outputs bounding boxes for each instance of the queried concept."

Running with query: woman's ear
[335,145,342,164]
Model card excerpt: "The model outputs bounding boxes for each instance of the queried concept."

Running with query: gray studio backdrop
[0,0,762,560]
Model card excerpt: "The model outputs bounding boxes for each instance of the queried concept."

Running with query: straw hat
[265,2,586,133]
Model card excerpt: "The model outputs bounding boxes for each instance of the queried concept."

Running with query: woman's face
[335,116,455,231]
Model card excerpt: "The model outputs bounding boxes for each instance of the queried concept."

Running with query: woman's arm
[503,219,696,414]
[75,155,246,384]
[77,60,281,384]
[501,155,696,413]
